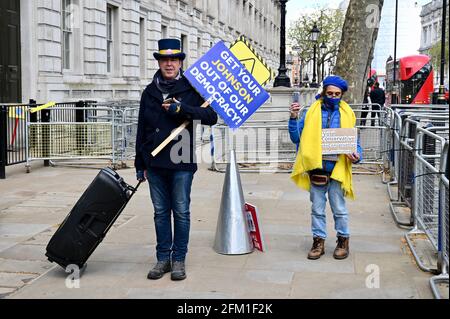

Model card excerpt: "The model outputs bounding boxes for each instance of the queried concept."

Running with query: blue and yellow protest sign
[8,106,26,119]
[184,41,270,130]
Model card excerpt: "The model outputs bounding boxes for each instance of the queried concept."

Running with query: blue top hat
[153,38,186,60]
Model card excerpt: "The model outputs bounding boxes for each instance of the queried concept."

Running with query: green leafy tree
[288,6,345,80]
[428,22,449,82]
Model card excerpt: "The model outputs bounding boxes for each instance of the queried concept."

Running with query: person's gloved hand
[136,170,146,182]
[167,102,181,115]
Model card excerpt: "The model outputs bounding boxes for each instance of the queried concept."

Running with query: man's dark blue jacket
[134,70,218,173]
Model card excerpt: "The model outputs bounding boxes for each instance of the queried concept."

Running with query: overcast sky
[286,0,344,28]
[286,0,431,28]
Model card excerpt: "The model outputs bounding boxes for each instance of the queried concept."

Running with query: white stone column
[121,0,140,78]
[147,10,162,76]
[83,0,107,76]
[21,0,38,102]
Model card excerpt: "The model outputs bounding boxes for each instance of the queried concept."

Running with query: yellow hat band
[159,49,182,54]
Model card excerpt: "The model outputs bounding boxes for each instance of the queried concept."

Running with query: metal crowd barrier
[95,101,213,166]
[388,114,449,228]
[385,107,449,202]
[16,99,221,172]
[405,127,448,273]
[430,140,449,298]
[351,104,386,175]
[211,104,394,174]
[0,104,28,179]
[119,107,140,163]
[84,101,140,167]
[211,120,296,173]
[389,117,417,227]
[211,105,315,173]
[389,104,449,111]
[383,104,448,180]
[26,106,117,170]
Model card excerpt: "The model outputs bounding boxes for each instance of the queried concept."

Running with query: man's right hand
[290,102,301,119]
[136,170,147,182]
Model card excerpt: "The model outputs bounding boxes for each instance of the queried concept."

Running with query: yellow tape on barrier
[29,102,57,114]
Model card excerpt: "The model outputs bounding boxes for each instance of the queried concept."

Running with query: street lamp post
[320,42,327,82]
[310,23,320,88]
[438,0,447,104]
[392,0,399,104]
[273,0,291,87]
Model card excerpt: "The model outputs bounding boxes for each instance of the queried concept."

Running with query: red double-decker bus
[385,54,434,104]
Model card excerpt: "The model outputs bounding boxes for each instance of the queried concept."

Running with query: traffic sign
[230,36,274,86]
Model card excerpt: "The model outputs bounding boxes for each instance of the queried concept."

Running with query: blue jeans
[310,179,350,239]
[147,168,194,262]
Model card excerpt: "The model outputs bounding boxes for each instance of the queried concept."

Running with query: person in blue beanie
[288,75,363,260]
[135,39,217,280]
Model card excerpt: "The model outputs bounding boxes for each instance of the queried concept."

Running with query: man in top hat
[135,38,217,281]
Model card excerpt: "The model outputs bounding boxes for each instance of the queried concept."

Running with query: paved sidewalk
[0,159,434,299]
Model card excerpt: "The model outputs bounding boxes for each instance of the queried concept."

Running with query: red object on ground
[245,203,265,252]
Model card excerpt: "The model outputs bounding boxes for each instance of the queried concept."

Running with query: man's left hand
[162,102,181,114]
[346,152,360,163]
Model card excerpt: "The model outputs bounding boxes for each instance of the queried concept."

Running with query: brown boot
[307,237,325,260]
[333,236,349,259]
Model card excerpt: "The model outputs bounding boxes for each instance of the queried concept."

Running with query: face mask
[323,96,341,109]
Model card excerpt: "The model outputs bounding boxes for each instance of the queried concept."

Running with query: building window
[197,36,202,57]
[219,22,225,33]
[181,34,188,67]
[106,5,114,73]
[433,22,438,42]
[207,15,214,25]
[178,1,187,13]
[62,0,72,70]
[423,27,427,46]
[181,34,187,53]
[194,9,201,19]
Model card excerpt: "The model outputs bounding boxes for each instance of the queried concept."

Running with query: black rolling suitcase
[45,168,140,270]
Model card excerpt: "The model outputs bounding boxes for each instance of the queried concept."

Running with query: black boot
[171,260,186,281]
[147,260,171,280]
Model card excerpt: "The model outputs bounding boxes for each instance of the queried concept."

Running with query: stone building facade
[419,0,449,87]
[3,0,281,103]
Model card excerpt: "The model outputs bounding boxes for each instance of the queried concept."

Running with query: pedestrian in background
[368,82,386,126]
[289,75,363,260]
[360,85,371,126]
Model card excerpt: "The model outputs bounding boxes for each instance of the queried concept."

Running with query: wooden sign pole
[151,100,210,157]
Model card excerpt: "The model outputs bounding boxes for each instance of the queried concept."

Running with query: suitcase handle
[126,181,142,195]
